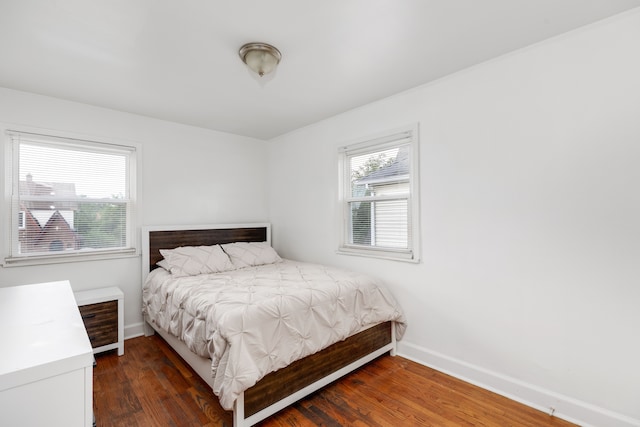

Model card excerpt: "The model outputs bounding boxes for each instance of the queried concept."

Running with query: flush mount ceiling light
[239,42,282,77]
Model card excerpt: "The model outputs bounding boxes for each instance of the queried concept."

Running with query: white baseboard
[397,341,640,427]
[124,322,145,340]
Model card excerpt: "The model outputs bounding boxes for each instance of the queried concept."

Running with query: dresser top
[0,280,93,390]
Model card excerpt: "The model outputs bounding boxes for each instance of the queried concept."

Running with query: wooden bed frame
[141,223,397,427]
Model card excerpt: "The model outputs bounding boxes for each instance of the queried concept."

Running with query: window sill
[2,249,139,268]
[337,246,420,263]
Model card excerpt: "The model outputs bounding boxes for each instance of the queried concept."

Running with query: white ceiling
[1,1,639,140]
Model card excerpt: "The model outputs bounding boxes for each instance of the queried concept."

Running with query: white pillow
[160,245,235,277]
[221,242,282,268]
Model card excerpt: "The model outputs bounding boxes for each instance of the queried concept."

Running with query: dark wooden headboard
[142,223,270,277]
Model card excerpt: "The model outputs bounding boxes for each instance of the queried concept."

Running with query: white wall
[267,9,640,427]
[0,87,269,337]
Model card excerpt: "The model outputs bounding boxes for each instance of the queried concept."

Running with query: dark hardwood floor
[93,335,577,427]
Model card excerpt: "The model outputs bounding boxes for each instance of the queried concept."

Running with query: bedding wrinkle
[142,260,406,410]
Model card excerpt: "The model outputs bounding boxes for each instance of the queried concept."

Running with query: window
[338,124,420,262]
[4,130,137,264]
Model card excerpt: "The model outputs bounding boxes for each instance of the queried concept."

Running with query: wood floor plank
[93,336,577,427]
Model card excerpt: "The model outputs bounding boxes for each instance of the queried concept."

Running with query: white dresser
[0,281,94,427]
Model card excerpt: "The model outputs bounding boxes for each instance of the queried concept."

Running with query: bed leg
[390,321,397,356]
[233,392,245,427]
[143,320,155,337]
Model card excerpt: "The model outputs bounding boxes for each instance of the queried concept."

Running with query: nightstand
[74,287,124,356]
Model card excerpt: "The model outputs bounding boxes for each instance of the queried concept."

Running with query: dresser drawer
[79,301,118,348]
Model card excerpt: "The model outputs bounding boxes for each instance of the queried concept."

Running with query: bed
[141,223,406,427]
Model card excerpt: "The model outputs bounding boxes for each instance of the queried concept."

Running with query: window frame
[337,124,420,262]
[2,128,140,266]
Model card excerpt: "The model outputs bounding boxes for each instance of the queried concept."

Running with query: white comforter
[142,260,406,410]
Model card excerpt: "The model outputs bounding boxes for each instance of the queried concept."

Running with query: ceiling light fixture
[239,42,282,77]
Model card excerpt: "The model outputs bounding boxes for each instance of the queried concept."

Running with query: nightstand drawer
[79,301,118,348]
